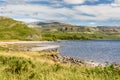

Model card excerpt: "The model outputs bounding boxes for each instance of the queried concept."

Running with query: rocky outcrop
[26,34,41,39]
[50,54,120,67]
[50,54,101,67]
[59,26,120,33]
[97,27,120,33]
[0,16,8,20]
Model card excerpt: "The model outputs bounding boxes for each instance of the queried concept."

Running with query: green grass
[0,17,40,41]
[0,46,8,51]
[0,56,36,80]
[41,31,120,41]
[0,51,119,80]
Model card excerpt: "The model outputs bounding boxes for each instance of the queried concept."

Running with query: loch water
[39,40,120,64]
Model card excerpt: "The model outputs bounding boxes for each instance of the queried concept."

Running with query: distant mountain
[0,16,40,40]
[28,20,120,34]
[28,20,76,28]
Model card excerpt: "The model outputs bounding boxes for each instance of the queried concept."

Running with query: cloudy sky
[0,0,120,26]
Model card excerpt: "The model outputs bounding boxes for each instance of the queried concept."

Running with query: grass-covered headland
[0,16,40,41]
[0,44,120,80]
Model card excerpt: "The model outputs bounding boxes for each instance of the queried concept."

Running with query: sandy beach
[0,41,60,51]
[0,41,50,45]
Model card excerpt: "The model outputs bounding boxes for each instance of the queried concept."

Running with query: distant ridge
[28,20,76,28]
[28,20,120,33]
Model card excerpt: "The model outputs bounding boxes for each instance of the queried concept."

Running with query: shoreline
[50,53,120,67]
[0,41,119,67]
[0,41,51,45]
[50,53,105,67]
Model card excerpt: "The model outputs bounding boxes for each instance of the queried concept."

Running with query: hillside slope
[29,21,120,33]
[0,16,40,40]
[29,21,120,40]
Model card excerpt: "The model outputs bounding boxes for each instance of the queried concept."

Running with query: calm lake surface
[39,40,120,64]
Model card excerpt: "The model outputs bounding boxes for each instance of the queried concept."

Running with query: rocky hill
[27,21,120,40]
[28,20,76,28]
[29,21,120,34]
[0,16,40,40]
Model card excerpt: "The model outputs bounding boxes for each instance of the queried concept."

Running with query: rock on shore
[50,54,101,67]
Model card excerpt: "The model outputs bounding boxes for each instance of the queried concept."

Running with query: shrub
[0,56,35,74]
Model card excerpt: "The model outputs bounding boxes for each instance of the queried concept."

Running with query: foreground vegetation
[0,46,120,80]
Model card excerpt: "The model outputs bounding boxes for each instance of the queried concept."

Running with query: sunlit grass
[0,51,119,80]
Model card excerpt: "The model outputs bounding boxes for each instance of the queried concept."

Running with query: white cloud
[89,22,96,25]
[111,0,120,6]
[63,0,85,4]
[73,4,120,21]
[5,0,27,5]
[3,0,49,5]
[0,0,120,23]
[0,4,75,21]
[14,18,40,23]
[114,0,120,4]
[63,0,99,4]
[88,0,99,2]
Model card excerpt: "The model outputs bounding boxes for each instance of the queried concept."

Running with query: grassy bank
[42,32,120,41]
[0,45,120,80]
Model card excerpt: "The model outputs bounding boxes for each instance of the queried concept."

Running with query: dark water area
[38,40,120,64]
